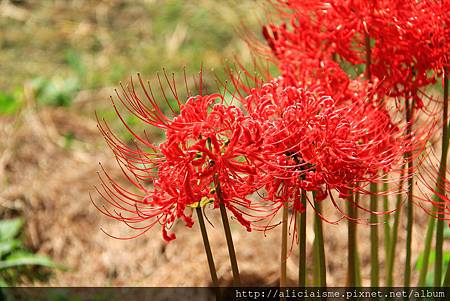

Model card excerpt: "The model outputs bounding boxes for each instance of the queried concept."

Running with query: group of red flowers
[94,0,449,242]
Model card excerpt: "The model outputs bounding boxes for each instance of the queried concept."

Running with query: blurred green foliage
[415,250,450,286]
[0,2,261,288]
[0,0,263,144]
[0,0,262,93]
[30,77,80,107]
[415,227,450,286]
[0,90,23,115]
[0,218,61,286]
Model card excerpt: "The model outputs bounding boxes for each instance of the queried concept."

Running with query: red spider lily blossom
[261,22,354,102]
[261,0,449,110]
[225,73,408,224]
[417,0,450,75]
[259,0,372,102]
[368,2,437,109]
[254,0,442,225]
[93,73,273,241]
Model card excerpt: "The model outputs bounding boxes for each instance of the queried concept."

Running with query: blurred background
[0,0,447,290]
[0,0,269,287]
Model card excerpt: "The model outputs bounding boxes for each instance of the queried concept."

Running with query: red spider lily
[414,0,450,75]
[261,0,448,111]
[261,22,353,101]
[368,2,437,109]
[256,0,441,222]
[259,0,369,102]
[93,73,273,241]
[433,0,450,70]
[223,73,408,224]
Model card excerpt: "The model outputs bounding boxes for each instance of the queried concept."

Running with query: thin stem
[370,183,379,287]
[196,207,220,299]
[383,181,391,281]
[387,165,405,286]
[445,262,450,287]
[418,212,436,286]
[436,217,444,286]
[365,33,372,80]
[312,234,320,286]
[366,31,379,287]
[354,192,361,286]
[215,178,241,287]
[440,68,450,287]
[404,96,415,287]
[355,247,362,287]
[347,196,357,287]
[280,205,289,288]
[313,196,327,287]
[298,190,307,288]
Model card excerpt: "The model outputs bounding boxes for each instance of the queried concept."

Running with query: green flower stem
[418,213,436,286]
[347,195,357,287]
[355,247,362,287]
[196,207,220,298]
[313,234,320,286]
[387,165,405,286]
[444,262,450,287]
[369,183,379,287]
[439,68,450,287]
[436,216,445,286]
[215,178,241,287]
[354,192,362,286]
[366,31,380,287]
[365,33,372,81]
[298,190,307,287]
[383,181,391,282]
[313,196,327,287]
[404,96,415,287]
[280,205,289,288]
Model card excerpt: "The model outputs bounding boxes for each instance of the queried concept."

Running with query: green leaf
[30,77,50,98]
[31,76,79,107]
[416,250,436,270]
[0,91,21,115]
[0,219,24,241]
[0,240,21,257]
[444,251,450,264]
[415,252,424,270]
[0,251,62,270]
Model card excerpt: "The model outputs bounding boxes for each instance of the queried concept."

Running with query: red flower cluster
[94,74,271,241]
[94,0,447,241]
[95,72,408,240]
[230,75,406,218]
[254,0,442,214]
[262,0,449,108]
